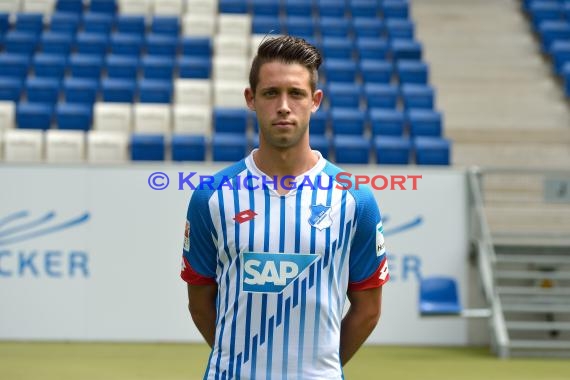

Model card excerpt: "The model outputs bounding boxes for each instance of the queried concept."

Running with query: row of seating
[0,129,450,165]
[525,0,570,29]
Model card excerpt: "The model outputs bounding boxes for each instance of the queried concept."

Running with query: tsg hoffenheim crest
[308,204,332,230]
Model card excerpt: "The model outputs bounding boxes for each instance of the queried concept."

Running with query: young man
[181,35,389,379]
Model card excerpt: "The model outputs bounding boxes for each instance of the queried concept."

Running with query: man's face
[245,61,323,150]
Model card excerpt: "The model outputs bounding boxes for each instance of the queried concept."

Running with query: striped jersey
[181,151,389,380]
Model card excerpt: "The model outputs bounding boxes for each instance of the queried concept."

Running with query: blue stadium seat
[219,0,249,14]
[364,84,398,109]
[49,12,81,33]
[26,77,61,104]
[89,0,117,15]
[319,18,351,38]
[180,37,212,57]
[397,60,429,84]
[386,19,415,40]
[15,13,44,35]
[141,55,175,79]
[69,54,104,79]
[63,77,99,104]
[321,37,354,60]
[539,20,570,53]
[56,0,85,14]
[331,108,366,135]
[391,39,422,61]
[16,102,54,130]
[369,109,405,136]
[0,13,9,34]
[177,56,211,78]
[285,17,316,38]
[252,15,283,34]
[0,53,31,79]
[106,54,139,80]
[414,136,451,165]
[408,109,442,137]
[310,134,330,159]
[110,33,144,56]
[349,0,380,18]
[33,53,68,79]
[359,59,393,83]
[382,0,410,20]
[146,33,179,56]
[323,59,358,83]
[529,1,562,30]
[328,82,362,109]
[76,32,109,56]
[401,84,434,110]
[101,78,136,102]
[251,0,281,17]
[419,276,461,315]
[83,12,115,34]
[310,109,329,135]
[138,79,173,103]
[333,135,370,164]
[550,40,570,73]
[116,15,146,35]
[352,18,384,38]
[56,102,93,130]
[4,31,39,55]
[562,63,570,96]
[212,133,249,162]
[316,0,346,18]
[40,31,74,55]
[284,0,314,16]
[131,134,165,161]
[172,135,207,161]
[0,77,23,101]
[151,16,180,36]
[214,108,249,133]
[356,37,389,60]
[374,135,411,164]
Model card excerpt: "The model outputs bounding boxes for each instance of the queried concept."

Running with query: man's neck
[253,145,318,178]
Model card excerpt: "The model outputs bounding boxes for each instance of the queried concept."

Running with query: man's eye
[264,90,277,96]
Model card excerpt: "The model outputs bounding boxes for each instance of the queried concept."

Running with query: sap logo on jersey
[242,252,320,293]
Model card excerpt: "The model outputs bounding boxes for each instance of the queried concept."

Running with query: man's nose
[277,95,291,115]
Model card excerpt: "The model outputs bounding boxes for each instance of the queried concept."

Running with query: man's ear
[244,88,255,111]
[312,89,324,112]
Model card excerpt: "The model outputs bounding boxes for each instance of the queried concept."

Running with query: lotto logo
[242,252,320,294]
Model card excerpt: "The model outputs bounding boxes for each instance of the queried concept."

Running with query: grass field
[1,342,569,380]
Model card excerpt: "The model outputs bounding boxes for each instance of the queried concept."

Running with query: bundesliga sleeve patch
[376,221,386,256]
[184,219,190,251]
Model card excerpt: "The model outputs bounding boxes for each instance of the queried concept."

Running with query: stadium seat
[56,0,84,14]
[49,12,80,33]
[401,84,434,110]
[40,31,74,55]
[45,129,85,162]
[397,60,429,84]
[539,20,570,53]
[369,109,405,136]
[186,0,218,14]
[75,31,109,56]
[333,135,370,164]
[319,18,351,38]
[180,37,212,58]
[414,136,450,165]
[563,63,570,96]
[151,16,180,36]
[145,33,179,56]
[382,0,410,20]
[0,53,31,79]
[391,39,422,61]
[310,108,329,135]
[109,33,144,56]
[349,0,379,18]
[14,13,44,35]
[550,40,570,73]
[87,130,129,163]
[408,109,442,137]
[69,53,104,79]
[138,79,173,103]
[152,0,184,16]
[214,108,248,133]
[106,54,139,80]
[213,56,249,81]
[219,0,248,14]
[141,55,175,79]
[285,17,315,38]
[90,0,117,14]
[181,13,216,37]
[4,31,39,55]
[56,102,92,130]
[116,15,146,35]
[352,18,384,38]
[529,1,563,30]
[252,15,281,35]
[359,59,393,83]
[321,37,354,60]
[173,104,211,135]
[212,132,248,162]
[218,13,251,36]
[330,108,366,135]
[0,78,24,101]
[364,84,399,109]
[0,12,9,34]
[323,59,358,83]
[214,34,250,58]
[386,19,414,40]
[316,0,345,18]
[0,101,16,130]
[213,80,247,107]
[310,134,330,159]
[175,79,211,106]
[3,129,44,162]
[374,135,411,164]
[131,134,165,161]
[328,82,362,109]
[101,78,136,102]
[172,134,206,161]
[178,56,211,79]
[25,77,60,104]
[94,102,132,132]
[250,0,279,16]
[134,103,171,134]
[33,52,67,79]
[63,77,99,104]
[83,12,115,34]
[16,102,54,130]
[419,276,461,315]
[0,0,21,13]
[284,0,313,17]
[356,37,389,60]
[23,0,56,14]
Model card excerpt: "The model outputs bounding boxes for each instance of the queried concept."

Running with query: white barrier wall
[0,164,470,345]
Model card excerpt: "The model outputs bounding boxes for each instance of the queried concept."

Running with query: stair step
[506,321,570,331]
[503,303,570,313]
[495,270,570,280]
[501,295,570,304]
[509,339,570,350]
[495,254,570,266]
[498,286,570,296]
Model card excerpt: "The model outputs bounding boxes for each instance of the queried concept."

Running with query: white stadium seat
[0,102,15,130]
[175,79,212,106]
[134,104,171,134]
[185,0,217,16]
[173,104,211,136]
[94,103,133,133]
[23,0,54,14]
[87,130,129,163]
[152,0,184,15]
[214,80,248,108]
[45,130,85,163]
[4,129,44,163]
[119,0,152,16]
[214,34,250,58]
[182,13,216,36]
[0,0,21,13]
[213,56,249,81]
[218,13,251,37]
[0,130,4,160]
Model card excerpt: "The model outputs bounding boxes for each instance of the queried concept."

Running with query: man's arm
[187,283,218,348]
[339,286,383,366]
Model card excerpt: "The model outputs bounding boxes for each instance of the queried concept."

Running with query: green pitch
[1,342,569,380]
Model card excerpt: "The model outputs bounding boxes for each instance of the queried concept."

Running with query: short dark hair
[249,35,322,94]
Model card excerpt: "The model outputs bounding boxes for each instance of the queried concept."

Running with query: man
[181,35,389,379]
